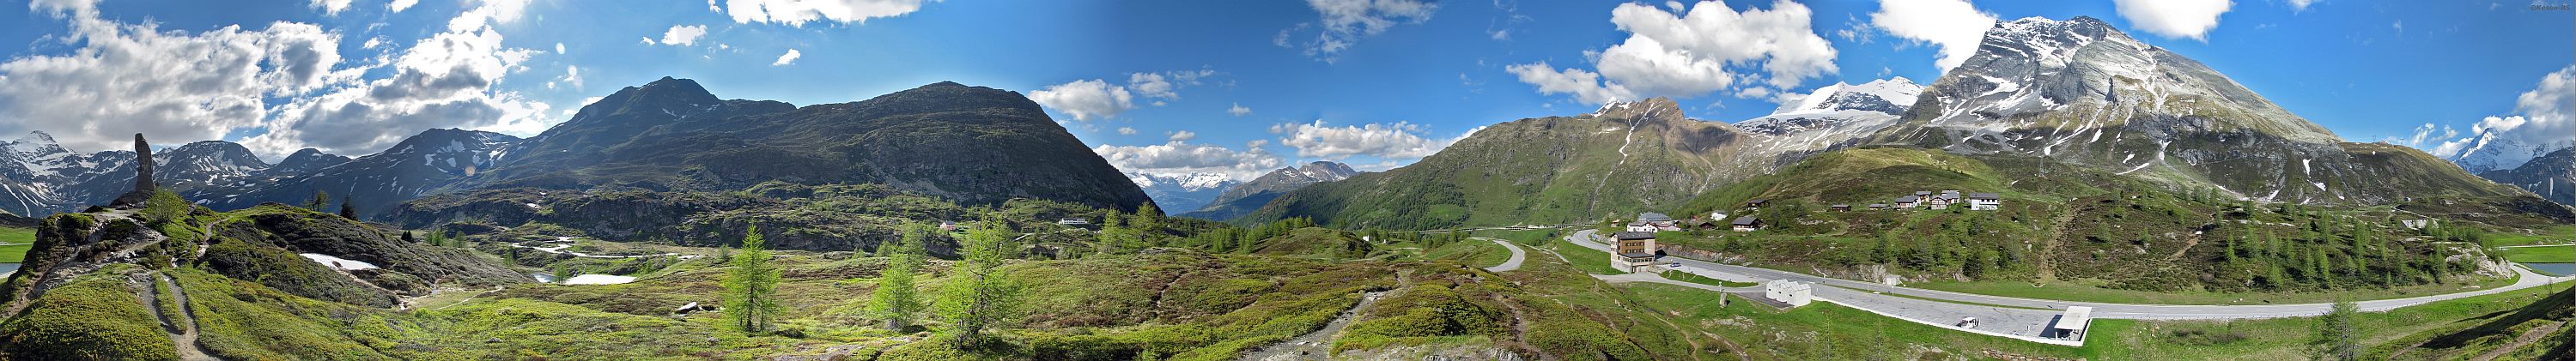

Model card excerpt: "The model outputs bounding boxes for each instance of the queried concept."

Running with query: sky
[0,0,2568,182]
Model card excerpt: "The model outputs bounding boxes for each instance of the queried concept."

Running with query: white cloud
[2424,65,2576,171]
[1092,139,1284,181]
[1116,127,1137,135]
[390,0,419,12]
[1269,120,1463,160]
[2111,0,2233,40]
[1509,0,1835,105]
[555,42,565,53]
[772,49,801,65]
[311,0,352,15]
[659,25,708,45]
[718,0,930,27]
[1228,103,1252,117]
[1279,0,1439,61]
[1869,0,1998,71]
[1,0,550,158]
[1129,73,1176,99]
[0,11,349,153]
[1506,63,1637,105]
[1169,130,1196,142]
[1028,79,1134,121]
[2287,0,2317,12]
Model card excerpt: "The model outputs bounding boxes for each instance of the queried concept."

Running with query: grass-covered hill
[1236,98,1776,230]
[1655,147,2571,296]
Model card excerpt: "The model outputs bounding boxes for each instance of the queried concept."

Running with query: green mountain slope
[460,77,1153,213]
[1237,98,1772,230]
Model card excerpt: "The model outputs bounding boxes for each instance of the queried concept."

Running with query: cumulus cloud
[311,0,352,15]
[1506,63,1637,105]
[1030,69,1218,119]
[772,49,801,65]
[1092,139,1284,181]
[1279,0,1439,61]
[1228,103,1252,117]
[1169,130,1196,142]
[1116,127,1137,135]
[717,0,930,27]
[1509,0,1835,105]
[0,6,350,153]
[2111,0,2233,40]
[1029,79,1133,121]
[2287,0,2317,12]
[1269,120,1465,160]
[2421,65,2576,172]
[1869,0,1998,71]
[659,25,708,45]
[390,0,419,12]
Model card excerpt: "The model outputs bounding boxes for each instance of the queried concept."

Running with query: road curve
[1567,229,2576,320]
[1474,238,1528,272]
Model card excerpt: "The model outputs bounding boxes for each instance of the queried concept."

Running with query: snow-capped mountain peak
[1769,77,1922,116]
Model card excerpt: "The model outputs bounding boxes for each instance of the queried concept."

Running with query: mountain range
[1235,15,2555,229]
[1127,172,1238,213]
[0,78,1155,223]
[1177,160,1358,220]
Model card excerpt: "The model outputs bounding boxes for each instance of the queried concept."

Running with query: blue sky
[1,0,2568,180]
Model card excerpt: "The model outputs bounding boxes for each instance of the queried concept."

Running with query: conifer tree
[937,227,1022,349]
[723,226,782,334]
[867,223,929,331]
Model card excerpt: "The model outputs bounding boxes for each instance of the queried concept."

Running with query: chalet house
[1828,204,1850,212]
[1627,212,1683,232]
[1730,216,1762,232]
[1893,196,1920,208]
[1967,193,2002,210]
[1609,232,1663,273]
[1745,199,1769,209]
[1868,203,1887,210]
[1926,190,1961,209]
[1683,218,1722,230]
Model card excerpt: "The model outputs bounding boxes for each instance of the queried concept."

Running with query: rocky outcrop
[111,134,155,208]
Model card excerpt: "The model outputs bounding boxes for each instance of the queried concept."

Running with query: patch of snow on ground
[562,274,635,285]
[299,253,379,270]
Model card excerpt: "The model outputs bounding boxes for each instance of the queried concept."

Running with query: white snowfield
[561,274,637,285]
[297,253,380,270]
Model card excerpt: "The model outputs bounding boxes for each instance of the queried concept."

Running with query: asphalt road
[1475,238,1528,272]
[1568,229,2576,320]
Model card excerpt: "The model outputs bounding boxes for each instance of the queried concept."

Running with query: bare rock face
[110,134,155,208]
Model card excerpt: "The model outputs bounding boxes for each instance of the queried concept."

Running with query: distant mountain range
[1,77,1155,220]
[1235,15,2550,229]
[1178,161,1357,220]
[1128,172,1237,213]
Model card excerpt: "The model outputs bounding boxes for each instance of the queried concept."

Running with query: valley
[0,8,2568,361]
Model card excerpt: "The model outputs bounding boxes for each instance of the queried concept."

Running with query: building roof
[1637,212,1674,222]
[1868,203,1887,208]
[1730,216,1759,226]
[1915,190,1932,196]
[1896,196,1920,202]
[1746,199,1770,205]
[2055,306,2095,331]
[1969,192,2001,200]
[1613,232,1657,240]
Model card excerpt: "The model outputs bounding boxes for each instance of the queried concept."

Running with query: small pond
[0,263,17,276]
[2526,263,2574,277]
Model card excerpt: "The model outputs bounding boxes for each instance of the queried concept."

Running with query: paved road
[1568,229,2576,320]
[1475,238,1528,272]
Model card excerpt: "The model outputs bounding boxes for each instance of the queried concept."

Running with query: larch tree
[723,226,783,334]
[936,226,1021,349]
[867,223,930,331]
